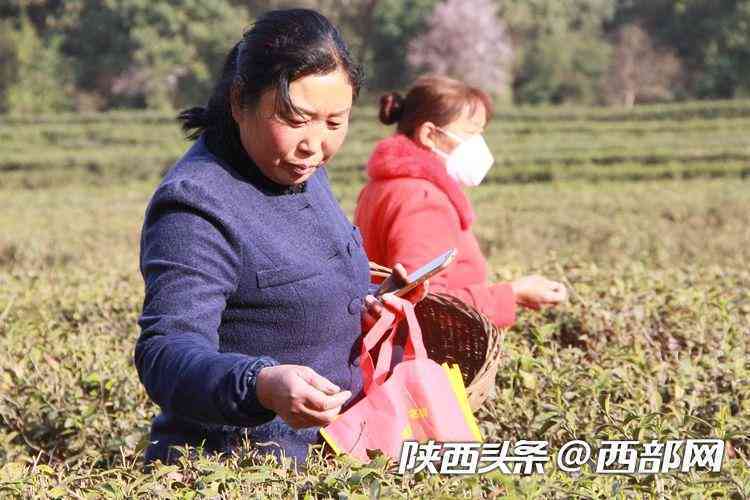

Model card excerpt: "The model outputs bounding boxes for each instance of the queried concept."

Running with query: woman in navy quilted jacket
[135,8,420,465]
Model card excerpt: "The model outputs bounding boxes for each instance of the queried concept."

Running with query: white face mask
[431,128,494,187]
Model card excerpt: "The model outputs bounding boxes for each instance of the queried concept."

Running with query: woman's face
[431,102,488,154]
[233,69,353,186]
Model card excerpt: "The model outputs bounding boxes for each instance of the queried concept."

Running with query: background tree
[500,0,616,105]
[612,0,750,99]
[1,0,249,111]
[58,0,249,110]
[0,21,17,113]
[2,0,750,109]
[1,11,72,115]
[407,0,514,100]
[365,0,440,90]
[602,24,683,107]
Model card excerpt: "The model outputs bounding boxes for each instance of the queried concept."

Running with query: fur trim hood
[365,134,475,229]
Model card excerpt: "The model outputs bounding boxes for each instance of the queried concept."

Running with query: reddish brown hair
[379,75,494,136]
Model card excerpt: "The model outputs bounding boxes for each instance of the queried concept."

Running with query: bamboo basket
[409,293,505,411]
[369,262,506,411]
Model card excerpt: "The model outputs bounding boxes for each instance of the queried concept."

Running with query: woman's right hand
[362,263,429,331]
[511,275,568,309]
[255,365,351,429]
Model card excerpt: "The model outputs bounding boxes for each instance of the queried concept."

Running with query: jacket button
[348,297,362,315]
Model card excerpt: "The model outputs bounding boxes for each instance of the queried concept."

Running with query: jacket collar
[204,127,306,196]
[366,134,475,229]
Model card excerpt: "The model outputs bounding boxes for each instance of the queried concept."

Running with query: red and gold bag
[321,297,482,462]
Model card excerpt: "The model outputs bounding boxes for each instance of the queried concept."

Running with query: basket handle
[369,261,393,279]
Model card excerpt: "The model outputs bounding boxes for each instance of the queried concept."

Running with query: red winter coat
[354,134,517,328]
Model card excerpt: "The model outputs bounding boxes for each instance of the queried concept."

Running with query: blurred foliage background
[1,0,750,115]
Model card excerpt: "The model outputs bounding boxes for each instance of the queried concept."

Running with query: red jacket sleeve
[382,183,517,328]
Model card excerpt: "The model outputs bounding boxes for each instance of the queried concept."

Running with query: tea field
[0,100,748,498]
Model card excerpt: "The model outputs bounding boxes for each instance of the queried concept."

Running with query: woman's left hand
[362,263,428,330]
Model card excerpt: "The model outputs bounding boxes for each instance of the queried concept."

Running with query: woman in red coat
[355,76,567,327]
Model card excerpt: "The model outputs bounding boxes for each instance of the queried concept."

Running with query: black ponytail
[177,41,242,141]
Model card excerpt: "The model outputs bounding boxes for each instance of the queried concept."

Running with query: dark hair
[379,92,405,125]
[178,9,364,141]
[379,75,494,136]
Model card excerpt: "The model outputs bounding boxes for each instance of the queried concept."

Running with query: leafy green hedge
[1,177,748,497]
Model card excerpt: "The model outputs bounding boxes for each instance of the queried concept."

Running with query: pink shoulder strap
[360,297,428,394]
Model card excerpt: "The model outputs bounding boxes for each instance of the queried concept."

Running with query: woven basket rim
[416,292,504,410]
